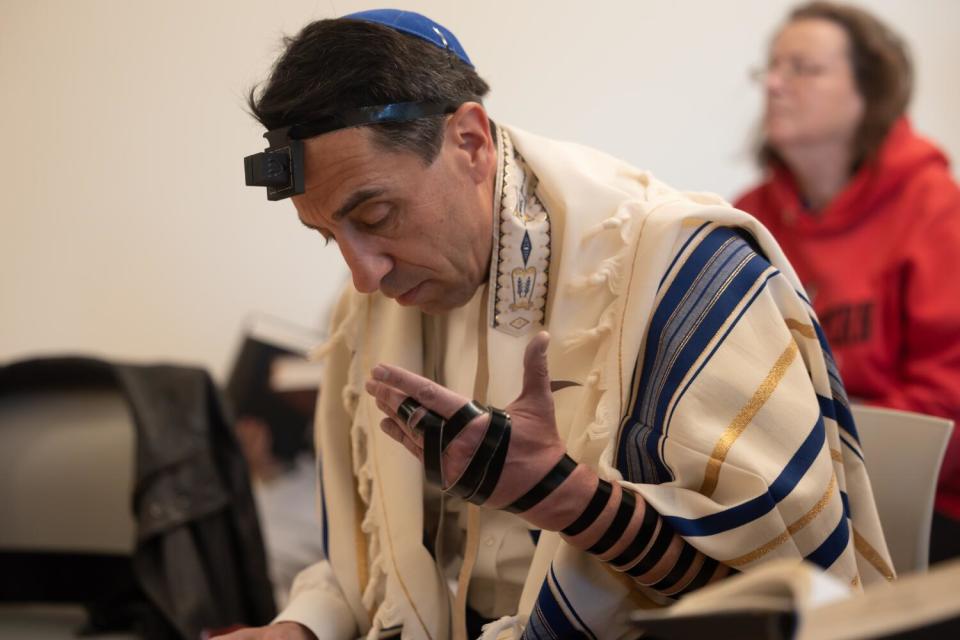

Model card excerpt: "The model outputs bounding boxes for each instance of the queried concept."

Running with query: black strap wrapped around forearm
[562,478,613,537]
[674,557,720,597]
[649,539,698,592]
[504,454,578,514]
[626,518,674,578]
[610,499,659,568]
[587,490,636,555]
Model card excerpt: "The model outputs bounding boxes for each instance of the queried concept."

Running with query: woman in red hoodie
[735,1,960,564]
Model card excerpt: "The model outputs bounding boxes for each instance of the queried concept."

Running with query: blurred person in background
[227,331,326,607]
[734,1,960,564]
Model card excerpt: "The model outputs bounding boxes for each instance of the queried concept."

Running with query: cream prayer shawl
[292,125,893,640]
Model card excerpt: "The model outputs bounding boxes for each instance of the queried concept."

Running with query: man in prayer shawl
[227,9,893,640]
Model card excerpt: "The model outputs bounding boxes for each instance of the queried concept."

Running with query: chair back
[851,404,954,575]
[0,388,136,555]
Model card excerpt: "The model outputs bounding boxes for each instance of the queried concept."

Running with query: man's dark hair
[248,19,490,164]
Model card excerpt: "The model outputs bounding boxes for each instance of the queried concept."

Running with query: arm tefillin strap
[649,540,698,592]
[423,400,506,502]
[562,478,613,536]
[586,490,636,555]
[610,498,659,568]
[422,401,485,488]
[675,557,721,597]
[503,453,578,514]
[626,517,675,578]
[421,400,578,511]
[447,408,510,503]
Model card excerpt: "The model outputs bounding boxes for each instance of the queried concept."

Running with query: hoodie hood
[763,118,951,235]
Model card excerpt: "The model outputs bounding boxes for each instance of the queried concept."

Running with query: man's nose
[339,237,392,294]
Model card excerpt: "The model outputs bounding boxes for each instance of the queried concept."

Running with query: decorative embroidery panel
[489,127,551,336]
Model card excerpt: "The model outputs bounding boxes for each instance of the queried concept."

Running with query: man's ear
[445,102,495,184]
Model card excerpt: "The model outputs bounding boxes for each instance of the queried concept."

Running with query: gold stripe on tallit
[784,318,817,339]
[724,474,837,567]
[854,528,896,581]
[700,340,799,497]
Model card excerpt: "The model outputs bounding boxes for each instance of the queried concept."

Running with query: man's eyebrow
[333,188,386,220]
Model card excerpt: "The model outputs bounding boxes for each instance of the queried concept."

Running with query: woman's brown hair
[760,1,913,171]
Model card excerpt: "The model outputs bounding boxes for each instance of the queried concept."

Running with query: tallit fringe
[561,299,620,352]
[342,386,360,417]
[478,614,526,640]
[355,446,388,617]
[308,295,363,361]
[360,547,386,610]
[563,199,651,462]
[582,201,637,239]
[682,190,729,207]
[364,621,383,640]
[364,596,403,640]
[567,254,624,294]
[565,202,648,351]
[569,204,644,295]
[562,321,613,351]
[328,293,391,624]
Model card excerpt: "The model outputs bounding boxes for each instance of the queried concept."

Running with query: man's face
[292,107,496,314]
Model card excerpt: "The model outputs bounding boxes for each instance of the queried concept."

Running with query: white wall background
[2,0,958,381]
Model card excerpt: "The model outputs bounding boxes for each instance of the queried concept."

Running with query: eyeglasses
[749,58,831,84]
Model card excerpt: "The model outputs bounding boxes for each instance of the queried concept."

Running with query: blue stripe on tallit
[663,270,780,439]
[806,514,850,571]
[818,394,861,447]
[656,221,713,292]
[549,566,597,640]
[818,394,836,421]
[617,227,774,485]
[828,396,865,460]
[521,567,593,640]
[811,317,860,444]
[839,432,864,462]
[833,400,860,443]
[841,491,851,518]
[664,415,827,537]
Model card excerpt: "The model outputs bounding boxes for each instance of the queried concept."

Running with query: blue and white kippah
[343,8,473,67]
